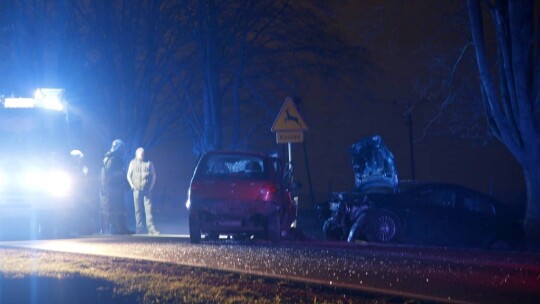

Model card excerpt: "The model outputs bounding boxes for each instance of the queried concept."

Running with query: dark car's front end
[321,135,399,241]
[321,191,372,241]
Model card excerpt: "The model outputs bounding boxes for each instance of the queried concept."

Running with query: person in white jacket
[127,147,160,235]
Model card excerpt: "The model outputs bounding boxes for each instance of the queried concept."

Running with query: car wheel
[323,218,344,241]
[206,232,220,241]
[38,222,55,239]
[366,210,401,243]
[234,233,252,241]
[189,213,202,244]
[38,215,63,239]
[267,213,281,242]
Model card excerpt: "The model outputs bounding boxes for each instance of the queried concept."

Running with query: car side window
[431,190,456,208]
[407,188,430,201]
[462,195,495,215]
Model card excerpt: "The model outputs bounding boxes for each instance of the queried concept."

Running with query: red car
[186,151,297,243]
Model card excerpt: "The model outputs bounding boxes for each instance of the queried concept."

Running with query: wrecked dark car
[186,151,297,243]
[320,135,523,249]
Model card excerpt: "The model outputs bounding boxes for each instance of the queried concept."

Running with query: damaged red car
[186,151,297,243]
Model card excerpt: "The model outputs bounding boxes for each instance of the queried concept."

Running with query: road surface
[2,236,540,303]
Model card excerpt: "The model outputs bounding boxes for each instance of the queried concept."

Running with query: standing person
[127,147,160,235]
[100,139,131,234]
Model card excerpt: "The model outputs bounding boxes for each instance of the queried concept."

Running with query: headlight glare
[23,170,44,190]
[22,169,72,197]
[45,170,72,197]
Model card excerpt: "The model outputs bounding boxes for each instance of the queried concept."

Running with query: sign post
[271,97,308,228]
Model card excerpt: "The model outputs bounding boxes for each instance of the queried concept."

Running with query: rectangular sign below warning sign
[276,131,304,144]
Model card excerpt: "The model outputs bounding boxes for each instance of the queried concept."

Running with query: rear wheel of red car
[267,213,281,242]
[365,210,401,243]
[189,213,202,244]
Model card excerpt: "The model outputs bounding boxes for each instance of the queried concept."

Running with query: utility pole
[407,100,416,180]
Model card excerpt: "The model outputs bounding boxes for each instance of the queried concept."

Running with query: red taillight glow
[259,184,277,202]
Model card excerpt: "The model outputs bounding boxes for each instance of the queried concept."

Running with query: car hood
[349,135,398,193]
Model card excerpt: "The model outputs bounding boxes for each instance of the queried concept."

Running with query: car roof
[401,181,498,200]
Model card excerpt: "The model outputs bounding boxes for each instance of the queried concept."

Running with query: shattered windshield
[349,135,398,192]
[0,108,69,155]
[198,154,268,179]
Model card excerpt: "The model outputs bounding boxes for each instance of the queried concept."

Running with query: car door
[454,191,498,246]
[430,187,459,245]
[271,157,295,226]
[395,186,457,245]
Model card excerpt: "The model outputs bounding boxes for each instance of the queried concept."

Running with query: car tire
[323,218,344,241]
[267,213,281,242]
[365,210,401,243]
[38,216,60,239]
[189,213,202,244]
[207,232,220,241]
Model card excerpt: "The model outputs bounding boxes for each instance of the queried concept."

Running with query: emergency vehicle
[0,89,91,239]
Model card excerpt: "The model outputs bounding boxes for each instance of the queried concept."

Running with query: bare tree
[1,0,363,158]
[466,0,540,238]
[71,0,186,151]
[171,0,362,153]
[0,0,80,94]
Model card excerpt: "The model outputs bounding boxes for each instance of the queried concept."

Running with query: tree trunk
[231,46,245,149]
[203,84,214,151]
[204,0,222,150]
[467,0,540,241]
[523,158,540,241]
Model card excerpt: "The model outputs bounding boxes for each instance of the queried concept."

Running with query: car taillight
[259,184,277,202]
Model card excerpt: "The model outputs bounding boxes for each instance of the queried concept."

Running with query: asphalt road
[2,236,540,304]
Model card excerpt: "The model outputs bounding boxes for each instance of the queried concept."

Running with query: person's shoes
[135,228,146,235]
[148,228,160,236]
[112,227,134,235]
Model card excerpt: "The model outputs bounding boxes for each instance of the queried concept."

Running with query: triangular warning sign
[271,97,308,132]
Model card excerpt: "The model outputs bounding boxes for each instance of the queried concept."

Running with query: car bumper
[189,199,279,234]
[0,193,74,218]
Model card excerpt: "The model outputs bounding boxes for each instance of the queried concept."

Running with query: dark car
[321,135,523,249]
[186,151,297,243]
[354,184,522,247]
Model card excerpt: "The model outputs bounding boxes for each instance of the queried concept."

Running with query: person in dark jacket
[100,139,131,234]
[127,147,159,235]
